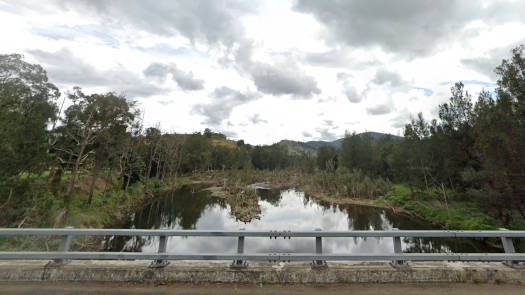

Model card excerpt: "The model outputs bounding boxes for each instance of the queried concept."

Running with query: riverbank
[2,168,519,251]
[305,186,496,230]
[200,170,514,232]
[0,175,196,251]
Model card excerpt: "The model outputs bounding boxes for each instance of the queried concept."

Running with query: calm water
[106,185,495,255]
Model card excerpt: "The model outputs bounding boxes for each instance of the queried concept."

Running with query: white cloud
[0,0,522,144]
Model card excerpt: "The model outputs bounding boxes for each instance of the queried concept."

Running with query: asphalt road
[1,282,525,295]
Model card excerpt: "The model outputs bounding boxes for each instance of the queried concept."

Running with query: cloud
[302,131,312,138]
[136,44,196,57]
[143,62,204,91]
[27,48,166,98]
[343,85,362,103]
[315,127,338,141]
[304,49,349,68]
[461,42,525,81]
[367,103,394,115]
[372,69,404,87]
[220,129,238,139]
[228,41,321,98]
[390,108,412,128]
[304,49,380,69]
[337,72,364,103]
[249,114,267,124]
[294,0,525,58]
[59,0,257,46]
[192,87,260,126]
[249,62,321,97]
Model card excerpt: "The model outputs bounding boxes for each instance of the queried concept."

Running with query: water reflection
[107,186,495,255]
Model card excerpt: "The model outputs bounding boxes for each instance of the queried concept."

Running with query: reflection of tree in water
[257,188,282,206]
[105,186,496,254]
[345,206,386,230]
[106,184,226,252]
[402,237,497,253]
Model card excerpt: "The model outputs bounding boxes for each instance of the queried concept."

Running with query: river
[106,184,494,255]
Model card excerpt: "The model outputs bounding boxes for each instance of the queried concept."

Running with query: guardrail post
[312,228,327,268]
[46,226,73,267]
[500,228,520,267]
[391,228,406,267]
[231,228,247,268]
[149,235,169,268]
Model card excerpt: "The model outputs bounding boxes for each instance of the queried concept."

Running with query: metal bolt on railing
[231,228,247,268]
[312,228,327,268]
[269,230,292,239]
[149,235,169,268]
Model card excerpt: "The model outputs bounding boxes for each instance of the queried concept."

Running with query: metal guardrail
[1,227,524,268]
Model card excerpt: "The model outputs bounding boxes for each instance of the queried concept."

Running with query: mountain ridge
[277,131,401,155]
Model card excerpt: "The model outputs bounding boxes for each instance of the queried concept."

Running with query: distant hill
[277,132,401,155]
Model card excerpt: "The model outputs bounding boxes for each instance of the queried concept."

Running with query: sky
[1,0,524,145]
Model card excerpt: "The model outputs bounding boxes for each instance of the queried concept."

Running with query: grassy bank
[384,184,497,230]
[0,173,193,251]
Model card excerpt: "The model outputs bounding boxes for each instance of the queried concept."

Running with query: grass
[385,184,497,230]
[0,172,196,250]
[372,199,385,205]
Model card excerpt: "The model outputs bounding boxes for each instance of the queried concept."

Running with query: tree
[340,132,374,175]
[0,54,59,182]
[181,133,211,173]
[317,145,338,171]
[143,126,162,181]
[466,45,525,223]
[57,88,137,206]
[204,128,212,138]
[403,113,433,191]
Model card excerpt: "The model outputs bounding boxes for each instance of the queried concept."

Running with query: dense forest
[0,45,523,230]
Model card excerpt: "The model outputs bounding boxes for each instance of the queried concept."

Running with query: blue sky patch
[32,25,119,48]
[439,80,494,87]
[414,87,434,96]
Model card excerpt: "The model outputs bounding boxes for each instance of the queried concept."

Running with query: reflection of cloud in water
[117,187,490,255]
[129,188,404,254]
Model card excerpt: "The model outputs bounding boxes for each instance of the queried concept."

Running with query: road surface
[1,282,525,295]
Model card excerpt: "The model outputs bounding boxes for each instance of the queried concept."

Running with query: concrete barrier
[1,260,525,284]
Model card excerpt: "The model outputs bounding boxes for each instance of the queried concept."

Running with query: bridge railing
[0,228,524,268]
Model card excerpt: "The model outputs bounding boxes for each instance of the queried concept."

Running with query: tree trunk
[103,169,112,194]
[48,166,56,183]
[87,164,100,207]
[65,136,88,206]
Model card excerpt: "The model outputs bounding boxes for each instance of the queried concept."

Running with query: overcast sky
[1,0,524,144]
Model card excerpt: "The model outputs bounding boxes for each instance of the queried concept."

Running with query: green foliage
[317,145,338,170]
[314,168,391,199]
[0,54,59,182]
[340,132,396,179]
[386,184,496,230]
[250,144,292,170]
